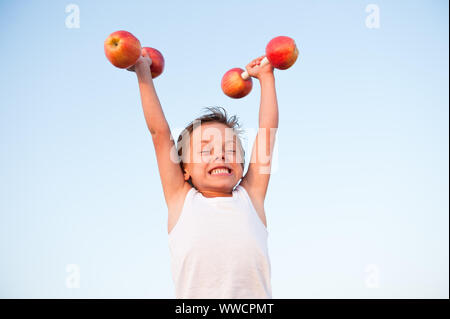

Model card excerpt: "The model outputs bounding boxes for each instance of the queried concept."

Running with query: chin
[210,179,233,186]
[209,178,236,189]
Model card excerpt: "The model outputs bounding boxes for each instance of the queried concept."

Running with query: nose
[213,150,225,161]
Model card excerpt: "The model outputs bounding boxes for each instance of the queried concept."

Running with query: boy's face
[183,122,244,192]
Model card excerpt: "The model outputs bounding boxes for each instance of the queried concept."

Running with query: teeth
[210,168,230,175]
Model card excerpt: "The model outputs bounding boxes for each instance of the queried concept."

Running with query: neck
[200,189,233,198]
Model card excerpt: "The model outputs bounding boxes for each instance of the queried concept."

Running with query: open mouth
[208,166,232,176]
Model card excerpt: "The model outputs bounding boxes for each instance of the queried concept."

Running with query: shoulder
[167,183,194,233]
[237,182,267,228]
[168,183,194,213]
[238,180,265,207]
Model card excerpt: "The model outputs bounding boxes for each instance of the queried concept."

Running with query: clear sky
[0,0,448,298]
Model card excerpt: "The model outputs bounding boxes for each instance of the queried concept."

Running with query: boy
[130,50,278,298]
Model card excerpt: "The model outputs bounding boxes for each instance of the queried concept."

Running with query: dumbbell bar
[221,36,298,99]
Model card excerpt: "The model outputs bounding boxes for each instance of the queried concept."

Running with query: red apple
[143,47,165,78]
[265,36,298,70]
[221,68,253,99]
[104,30,141,69]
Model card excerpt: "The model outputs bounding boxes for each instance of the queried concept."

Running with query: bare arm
[240,56,279,203]
[132,50,186,206]
[135,61,169,135]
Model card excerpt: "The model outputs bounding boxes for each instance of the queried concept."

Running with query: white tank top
[168,185,272,299]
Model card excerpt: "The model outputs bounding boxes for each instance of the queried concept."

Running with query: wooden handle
[240,57,270,80]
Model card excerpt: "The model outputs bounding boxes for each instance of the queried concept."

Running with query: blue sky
[0,0,448,298]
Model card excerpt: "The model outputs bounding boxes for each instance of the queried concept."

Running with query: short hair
[176,106,245,187]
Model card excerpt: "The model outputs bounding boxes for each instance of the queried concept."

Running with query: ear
[183,168,190,182]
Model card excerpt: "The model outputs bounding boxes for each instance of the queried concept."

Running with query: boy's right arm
[132,51,186,206]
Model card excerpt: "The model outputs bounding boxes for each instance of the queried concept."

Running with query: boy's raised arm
[240,56,279,203]
[131,50,185,205]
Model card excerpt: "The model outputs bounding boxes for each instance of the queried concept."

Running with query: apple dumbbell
[221,36,299,98]
[104,31,165,78]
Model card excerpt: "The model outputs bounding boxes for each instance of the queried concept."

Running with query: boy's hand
[127,48,152,74]
[245,55,274,80]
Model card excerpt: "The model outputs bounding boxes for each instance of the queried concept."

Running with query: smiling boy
[130,50,278,298]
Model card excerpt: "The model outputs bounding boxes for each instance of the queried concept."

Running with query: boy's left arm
[240,56,278,203]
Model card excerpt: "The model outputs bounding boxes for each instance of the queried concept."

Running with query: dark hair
[176,106,245,187]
